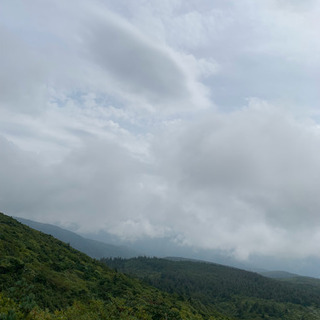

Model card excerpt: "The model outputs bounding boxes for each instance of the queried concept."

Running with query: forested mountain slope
[103,257,320,320]
[0,213,225,320]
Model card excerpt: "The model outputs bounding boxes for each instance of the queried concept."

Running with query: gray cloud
[0,1,209,115]
[0,134,140,229]
[4,101,320,260]
[1,0,320,267]
[152,102,320,259]
[0,27,49,113]
[83,11,191,108]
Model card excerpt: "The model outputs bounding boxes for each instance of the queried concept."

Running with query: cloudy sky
[1,0,320,262]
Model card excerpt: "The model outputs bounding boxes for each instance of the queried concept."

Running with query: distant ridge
[15,216,141,259]
[260,270,301,279]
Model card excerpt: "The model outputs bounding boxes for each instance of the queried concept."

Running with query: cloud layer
[1,0,320,262]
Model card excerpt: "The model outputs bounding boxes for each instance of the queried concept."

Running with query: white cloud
[1,0,320,265]
[82,9,197,111]
[152,101,320,259]
[0,27,49,113]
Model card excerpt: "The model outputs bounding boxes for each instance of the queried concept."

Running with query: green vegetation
[4,211,320,320]
[103,257,320,320]
[0,213,218,319]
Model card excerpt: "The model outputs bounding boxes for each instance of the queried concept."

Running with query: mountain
[0,212,215,319]
[4,212,320,319]
[260,271,301,279]
[103,256,320,320]
[15,216,140,259]
[83,230,320,277]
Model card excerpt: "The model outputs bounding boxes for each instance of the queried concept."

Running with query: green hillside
[4,211,320,320]
[0,213,224,320]
[103,257,320,320]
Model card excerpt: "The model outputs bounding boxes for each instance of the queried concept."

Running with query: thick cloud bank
[2,103,320,260]
[1,0,320,262]
[153,102,320,259]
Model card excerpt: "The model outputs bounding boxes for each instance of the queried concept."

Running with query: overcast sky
[1,0,320,262]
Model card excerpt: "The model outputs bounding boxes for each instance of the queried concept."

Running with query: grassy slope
[0,213,224,320]
[103,257,320,320]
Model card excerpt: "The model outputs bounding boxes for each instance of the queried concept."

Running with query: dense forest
[103,257,320,320]
[0,213,223,320]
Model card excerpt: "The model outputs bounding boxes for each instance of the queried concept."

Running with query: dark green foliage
[103,256,320,320]
[0,213,209,319]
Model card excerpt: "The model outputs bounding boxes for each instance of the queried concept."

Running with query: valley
[2,212,320,319]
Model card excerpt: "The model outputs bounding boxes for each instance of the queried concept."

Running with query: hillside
[103,257,320,320]
[0,213,224,320]
[260,271,301,279]
[15,216,140,259]
[4,212,320,320]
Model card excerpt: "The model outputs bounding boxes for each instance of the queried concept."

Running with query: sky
[1,0,320,265]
